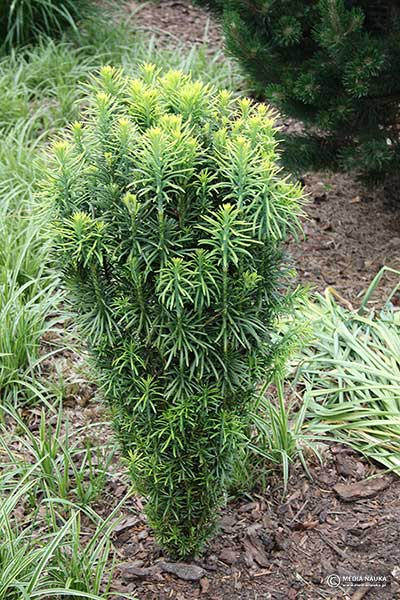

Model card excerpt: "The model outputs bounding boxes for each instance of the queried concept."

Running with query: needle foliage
[195,0,400,182]
[46,64,303,557]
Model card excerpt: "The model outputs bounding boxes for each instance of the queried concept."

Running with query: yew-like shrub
[47,65,303,557]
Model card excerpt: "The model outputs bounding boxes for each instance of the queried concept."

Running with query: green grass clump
[0,0,95,49]
[297,268,400,473]
[0,457,119,599]
[47,63,303,557]
[0,130,61,406]
[1,405,115,505]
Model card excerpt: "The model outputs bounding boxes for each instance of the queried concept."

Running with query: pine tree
[46,65,303,558]
[195,0,400,182]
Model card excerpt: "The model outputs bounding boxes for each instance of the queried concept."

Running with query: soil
[126,0,223,50]
[108,446,400,600]
[292,171,400,306]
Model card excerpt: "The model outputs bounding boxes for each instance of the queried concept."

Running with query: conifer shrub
[47,64,303,557]
[195,0,400,182]
[0,0,94,48]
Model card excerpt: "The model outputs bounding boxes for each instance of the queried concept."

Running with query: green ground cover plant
[297,268,400,473]
[195,0,400,182]
[0,461,119,599]
[47,64,304,557]
[0,0,96,49]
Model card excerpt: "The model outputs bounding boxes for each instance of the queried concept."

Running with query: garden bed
[52,397,400,600]
[18,382,399,600]
[1,1,399,599]
[112,451,400,600]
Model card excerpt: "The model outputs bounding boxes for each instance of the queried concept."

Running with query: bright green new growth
[47,64,303,557]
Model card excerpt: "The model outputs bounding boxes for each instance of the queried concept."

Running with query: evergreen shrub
[47,64,303,557]
[194,0,400,182]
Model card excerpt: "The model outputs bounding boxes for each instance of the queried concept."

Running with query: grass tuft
[297,269,400,473]
[0,0,96,49]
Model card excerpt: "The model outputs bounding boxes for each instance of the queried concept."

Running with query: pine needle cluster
[195,0,400,182]
[46,64,303,557]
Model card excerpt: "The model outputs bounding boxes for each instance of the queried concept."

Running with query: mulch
[292,171,400,306]
[126,0,223,50]
[104,442,400,600]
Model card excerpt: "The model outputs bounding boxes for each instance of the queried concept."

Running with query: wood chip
[333,477,390,502]
[200,577,210,594]
[159,561,206,581]
[243,535,270,568]
[114,517,141,534]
